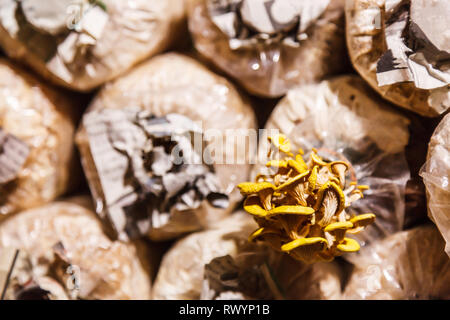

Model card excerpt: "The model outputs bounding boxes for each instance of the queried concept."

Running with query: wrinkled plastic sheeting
[420,113,450,257]
[261,76,411,247]
[343,224,450,299]
[0,197,152,300]
[188,0,347,98]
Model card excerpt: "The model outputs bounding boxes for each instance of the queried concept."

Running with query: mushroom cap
[314,181,345,213]
[281,237,328,252]
[243,196,268,217]
[329,161,349,171]
[308,165,318,192]
[267,205,315,217]
[237,181,276,195]
[336,238,360,252]
[266,160,288,168]
[329,176,341,185]
[324,221,354,233]
[287,159,307,174]
[311,152,328,166]
[248,227,280,242]
[276,171,310,192]
[268,134,291,153]
[350,213,376,227]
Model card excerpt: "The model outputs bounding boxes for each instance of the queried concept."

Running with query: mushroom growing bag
[0,59,77,216]
[420,113,450,257]
[345,0,450,117]
[0,0,185,91]
[0,197,152,300]
[188,0,347,97]
[76,53,257,241]
[259,76,411,246]
[153,212,343,300]
[343,224,450,299]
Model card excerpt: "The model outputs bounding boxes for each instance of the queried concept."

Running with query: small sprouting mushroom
[347,213,376,234]
[295,153,308,170]
[345,189,364,207]
[324,221,354,247]
[243,196,268,218]
[314,182,345,227]
[287,159,307,174]
[281,237,328,263]
[310,151,328,167]
[266,160,288,169]
[268,134,291,154]
[329,161,349,189]
[308,165,318,192]
[237,181,276,210]
[336,238,360,253]
[276,171,310,206]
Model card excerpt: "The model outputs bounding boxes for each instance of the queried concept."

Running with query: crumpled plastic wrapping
[420,113,450,257]
[0,0,186,91]
[188,0,347,98]
[76,53,257,241]
[345,0,450,117]
[0,197,152,300]
[343,224,450,299]
[0,59,78,217]
[259,75,411,247]
[153,212,343,300]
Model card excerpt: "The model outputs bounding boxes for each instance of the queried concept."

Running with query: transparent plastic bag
[343,224,450,299]
[345,0,450,117]
[0,0,186,91]
[153,212,343,300]
[76,53,257,241]
[201,251,343,300]
[188,0,347,98]
[420,113,450,257]
[258,76,411,247]
[0,59,78,217]
[152,212,257,300]
[0,197,152,300]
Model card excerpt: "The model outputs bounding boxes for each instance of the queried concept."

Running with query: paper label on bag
[207,0,329,48]
[376,0,450,90]
[0,128,30,185]
[83,109,229,240]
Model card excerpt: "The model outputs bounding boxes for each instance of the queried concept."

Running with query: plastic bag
[0,0,186,91]
[0,197,152,300]
[188,0,347,98]
[420,113,450,257]
[0,59,78,217]
[258,75,411,247]
[76,53,257,241]
[345,0,450,117]
[153,212,343,300]
[201,251,343,300]
[343,224,450,299]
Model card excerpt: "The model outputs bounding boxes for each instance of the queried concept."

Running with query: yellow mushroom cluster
[238,135,375,264]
